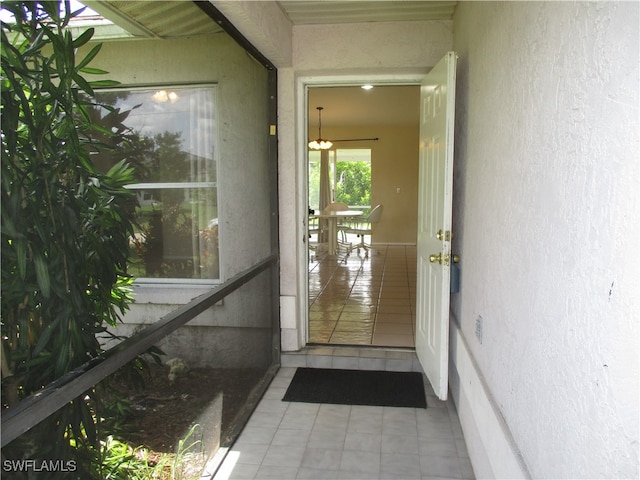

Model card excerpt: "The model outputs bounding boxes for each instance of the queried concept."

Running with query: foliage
[335,160,371,207]
[92,424,203,480]
[308,156,371,209]
[0,0,141,472]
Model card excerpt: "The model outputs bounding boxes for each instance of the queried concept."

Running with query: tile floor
[309,245,416,347]
[211,352,475,480]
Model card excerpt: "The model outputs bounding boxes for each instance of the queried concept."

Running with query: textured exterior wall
[88,33,275,368]
[451,2,639,478]
[213,0,293,68]
[293,21,452,71]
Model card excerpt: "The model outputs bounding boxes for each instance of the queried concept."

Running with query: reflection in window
[93,85,219,281]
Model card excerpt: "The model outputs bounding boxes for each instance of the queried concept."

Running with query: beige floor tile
[308,245,417,348]
[330,331,373,344]
[372,333,415,347]
[376,313,413,324]
[374,323,413,335]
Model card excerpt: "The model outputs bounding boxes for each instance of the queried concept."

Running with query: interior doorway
[306,85,420,347]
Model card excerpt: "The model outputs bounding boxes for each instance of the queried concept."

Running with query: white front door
[415,52,457,401]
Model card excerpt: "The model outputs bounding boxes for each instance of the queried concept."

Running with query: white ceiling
[86,1,456,38]
[84,1,224,37]
[308,85,420,128]
[277,1,457,25]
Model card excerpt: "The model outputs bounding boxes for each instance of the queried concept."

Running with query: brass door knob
[429,253,442,264]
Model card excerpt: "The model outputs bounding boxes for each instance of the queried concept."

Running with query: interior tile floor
[211,350,475,480]
[309,244,416,347]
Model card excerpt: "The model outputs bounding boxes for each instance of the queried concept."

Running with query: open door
[415,52,457,400]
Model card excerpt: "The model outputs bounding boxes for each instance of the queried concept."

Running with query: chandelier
[308,106,333,150]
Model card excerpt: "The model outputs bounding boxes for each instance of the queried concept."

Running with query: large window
[308,148,371,212]
[93,85,219,282]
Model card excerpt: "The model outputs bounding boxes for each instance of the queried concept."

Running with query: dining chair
[308,212,323,261]
[341,204,384,257]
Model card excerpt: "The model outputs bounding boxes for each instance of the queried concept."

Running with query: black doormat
[282,367,427,408]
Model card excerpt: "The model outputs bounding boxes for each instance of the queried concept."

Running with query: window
[308,148,371,212]
[335,149,371,210]
[93,85,219,282]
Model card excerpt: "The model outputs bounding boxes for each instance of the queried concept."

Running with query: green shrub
[1,1,140,475]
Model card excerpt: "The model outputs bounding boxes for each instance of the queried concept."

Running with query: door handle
[429,253,442,264]
[430,253,457,266]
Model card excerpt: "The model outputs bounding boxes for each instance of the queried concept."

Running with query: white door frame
[294,71,428,346]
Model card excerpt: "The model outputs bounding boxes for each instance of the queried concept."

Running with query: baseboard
[449,319,531,479]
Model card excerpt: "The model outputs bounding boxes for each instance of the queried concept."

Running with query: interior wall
[451,2,639,478]
[85,33,275,368]
[310,125,420,244]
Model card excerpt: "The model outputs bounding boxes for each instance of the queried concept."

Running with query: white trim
[449,318,531,479]
[95,83,223,285]
[295,72,429,348]
[296,78,309,347]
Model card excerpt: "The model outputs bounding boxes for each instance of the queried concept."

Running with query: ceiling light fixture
[361,84,374,90]
[308,106,333,150]
[152,90,180,103]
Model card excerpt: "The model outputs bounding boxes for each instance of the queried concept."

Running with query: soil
[108,363,264,460]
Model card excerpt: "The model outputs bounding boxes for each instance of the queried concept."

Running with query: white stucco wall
[292,21,453,72]
[451,2,639,478]
[213,0,293,68]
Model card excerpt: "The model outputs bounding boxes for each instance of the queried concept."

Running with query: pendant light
[308,106,333,150]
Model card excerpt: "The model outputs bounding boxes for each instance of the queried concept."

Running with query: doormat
[282,367,426,408]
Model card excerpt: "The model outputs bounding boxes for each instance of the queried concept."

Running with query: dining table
[313,210,363,255]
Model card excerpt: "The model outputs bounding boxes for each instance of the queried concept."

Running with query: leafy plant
[0,0,140,472]
[336,160,371,207]
[170,424,204,480]
[90,424,204,480]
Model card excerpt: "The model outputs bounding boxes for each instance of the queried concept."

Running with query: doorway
[306,84,420,347]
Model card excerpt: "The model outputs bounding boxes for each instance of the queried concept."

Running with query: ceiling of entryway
[277,1,457,25]
[84,1,457,38]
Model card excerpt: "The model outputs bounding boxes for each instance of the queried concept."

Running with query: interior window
[93,85,219,282]
[334,148,371,213]
[308,148,371,213]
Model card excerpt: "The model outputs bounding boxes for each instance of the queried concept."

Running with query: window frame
[94,83,222,286]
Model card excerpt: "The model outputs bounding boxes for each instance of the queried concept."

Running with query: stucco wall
[451,2,639,478]
[87,33,275,368]
[293,21,453,71]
